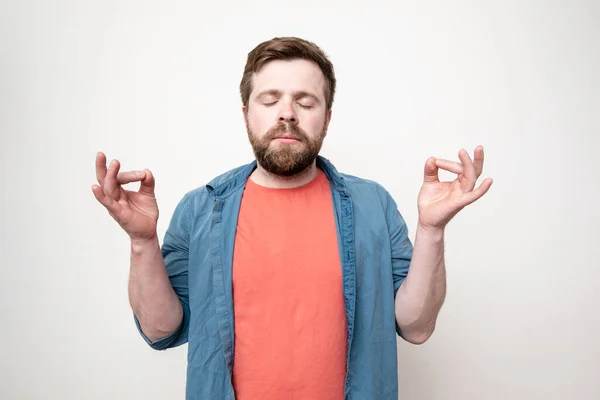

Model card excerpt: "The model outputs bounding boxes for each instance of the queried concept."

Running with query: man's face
[243,59,332,177]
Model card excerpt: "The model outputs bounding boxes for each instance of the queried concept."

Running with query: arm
[131,195,192,349]
[91,152,190,349]
[384,193,443,344]
[394,225,446,344]
[129,235,183,343]
[394,146,492,344]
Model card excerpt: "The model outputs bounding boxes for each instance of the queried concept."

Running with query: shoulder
[339,172,395,207]
[175,161,255,213]
[337,172,410,235]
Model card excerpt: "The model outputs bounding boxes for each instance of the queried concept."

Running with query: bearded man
[92,36,493,400]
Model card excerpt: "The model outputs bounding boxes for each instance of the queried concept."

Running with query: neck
[250,161,319,189]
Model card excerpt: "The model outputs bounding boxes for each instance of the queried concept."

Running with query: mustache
[265,122,307,141]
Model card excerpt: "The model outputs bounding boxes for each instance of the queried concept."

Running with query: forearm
[395,225,446,343]
[129,235,183,342]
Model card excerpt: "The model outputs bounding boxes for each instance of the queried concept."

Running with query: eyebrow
[256,89,321,103]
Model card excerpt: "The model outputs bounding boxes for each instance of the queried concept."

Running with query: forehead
[251,59,326,99]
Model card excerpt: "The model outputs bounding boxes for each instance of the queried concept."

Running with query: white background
[1,0,599,399]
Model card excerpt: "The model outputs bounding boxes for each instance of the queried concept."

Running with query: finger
[96,152,108,185]
[103,159,121,199]
[423,157,439,183]
[117,171,146,185]
[460,178,493,206]
[91,184,119,213]
[138,169,156,196]
[458,149,477,192]
[473,145,484,177]
[435,159,464,175]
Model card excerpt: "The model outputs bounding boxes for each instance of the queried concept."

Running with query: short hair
[240,37,336,110]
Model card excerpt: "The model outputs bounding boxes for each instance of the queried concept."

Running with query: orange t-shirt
[231,169,347,399]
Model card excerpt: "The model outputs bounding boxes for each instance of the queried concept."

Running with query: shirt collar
[205,155,347,199]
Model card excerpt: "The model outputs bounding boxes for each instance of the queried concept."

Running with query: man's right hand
[92,152,159,243]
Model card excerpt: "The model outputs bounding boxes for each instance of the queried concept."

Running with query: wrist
[416,223,445,241]
[130,234,159,253]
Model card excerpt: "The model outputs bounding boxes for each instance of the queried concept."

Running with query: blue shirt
[134,156,414,399]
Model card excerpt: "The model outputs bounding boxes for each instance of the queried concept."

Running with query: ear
[323,110,331,137]
[242,105,248,125]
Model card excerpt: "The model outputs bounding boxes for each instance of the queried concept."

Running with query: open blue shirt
[134,156,414,399]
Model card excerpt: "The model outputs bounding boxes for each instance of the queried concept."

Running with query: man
[92,37,492,400]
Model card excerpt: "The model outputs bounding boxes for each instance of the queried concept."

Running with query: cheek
[247,109,276,134]
[303,114,327,135]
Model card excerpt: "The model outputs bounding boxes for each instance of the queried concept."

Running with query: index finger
[458,149,477,192]
[96,152,108,185]
[473,146,484,177]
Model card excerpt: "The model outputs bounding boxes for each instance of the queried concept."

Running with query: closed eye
[263,101,313,110]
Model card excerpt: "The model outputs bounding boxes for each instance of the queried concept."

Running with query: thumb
[139,169,156,196]
[423,157,439,183]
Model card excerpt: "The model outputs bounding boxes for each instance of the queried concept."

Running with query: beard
[246,121,326,177]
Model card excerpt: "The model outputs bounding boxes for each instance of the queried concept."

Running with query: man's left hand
[417,146,493,230]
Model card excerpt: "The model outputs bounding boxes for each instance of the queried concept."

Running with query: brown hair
[240,37,336,110]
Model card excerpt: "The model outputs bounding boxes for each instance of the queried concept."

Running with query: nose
[277,101,298,124]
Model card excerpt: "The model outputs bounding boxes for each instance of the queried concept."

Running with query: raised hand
[91,152,159,243]
[417,146,493,230]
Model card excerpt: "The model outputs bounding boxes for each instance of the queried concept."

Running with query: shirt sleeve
[133,194,192,350]
[381,188,414,337]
